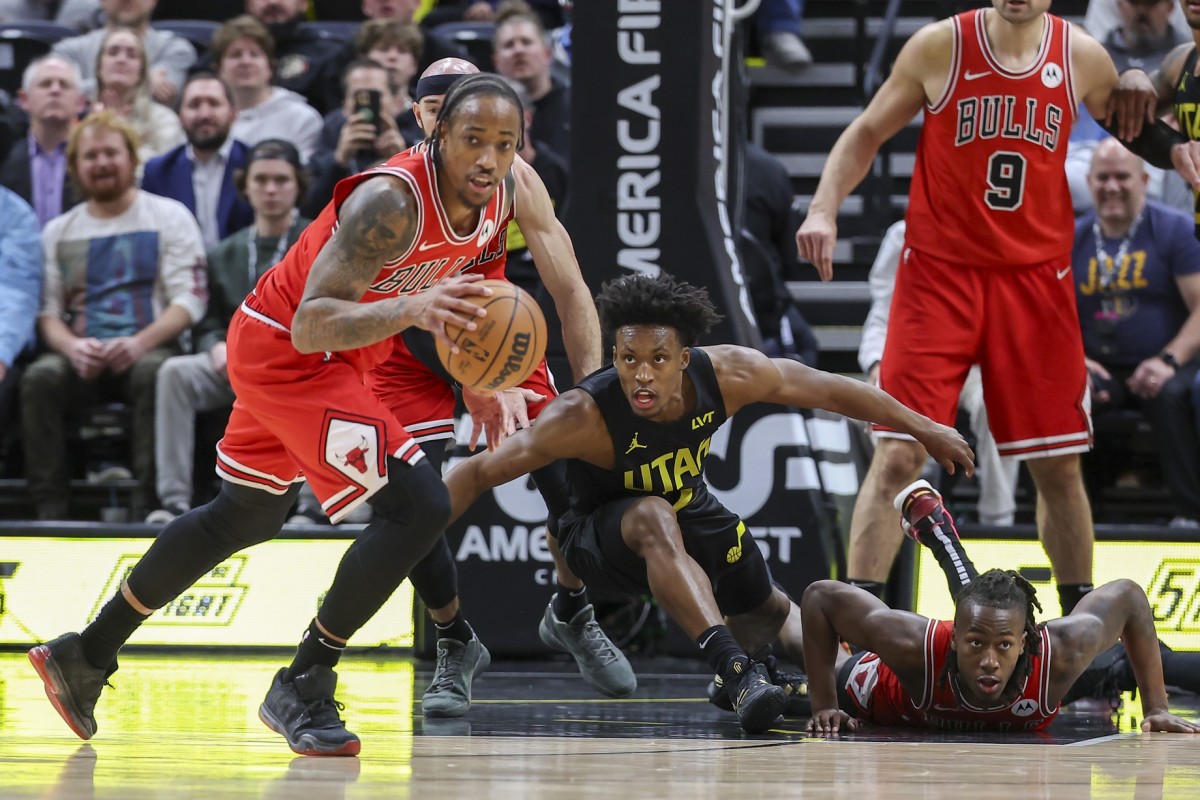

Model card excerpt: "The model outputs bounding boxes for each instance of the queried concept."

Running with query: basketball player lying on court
[440,272,976,733]
[801,481,1200,734]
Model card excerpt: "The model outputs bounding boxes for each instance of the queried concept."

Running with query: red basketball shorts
[217,308,425,523]
[876,245,1091,460]
[369,334,558,446]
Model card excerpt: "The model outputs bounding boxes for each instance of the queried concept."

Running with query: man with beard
[142,73,254,251]
[20,110,207,520]
[1102,0,1188,73]
[244,0,353,115]
[147,139,310,525]
[51,0,197,104]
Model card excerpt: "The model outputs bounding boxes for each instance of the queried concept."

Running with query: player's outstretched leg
[259,664,361,757]
[27,633,112,740]
[422,632,492,718]
[539,594,637,698]
[895,479,978,597]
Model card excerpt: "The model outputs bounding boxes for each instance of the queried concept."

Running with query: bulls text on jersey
[954,96,1063,151]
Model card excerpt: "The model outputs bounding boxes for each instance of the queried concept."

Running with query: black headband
[415,73,463,100]
[247,138,302,170]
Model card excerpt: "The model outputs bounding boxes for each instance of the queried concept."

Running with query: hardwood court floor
[1,651,1198,799]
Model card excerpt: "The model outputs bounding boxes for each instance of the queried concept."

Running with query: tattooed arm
[291,175,489,354]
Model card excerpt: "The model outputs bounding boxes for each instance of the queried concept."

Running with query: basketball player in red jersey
[371,58,636,718]
[797,1,1188,621]
[802,568,1200,734]
[802,481,1200,735]
[27,74,527,757]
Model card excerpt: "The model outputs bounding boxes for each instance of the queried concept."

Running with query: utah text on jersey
[622,436,713,509]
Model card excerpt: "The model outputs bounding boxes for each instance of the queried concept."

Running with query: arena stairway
[752,0,1090,376]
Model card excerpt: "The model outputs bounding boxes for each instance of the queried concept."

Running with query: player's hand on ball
[409,274,491,353]
[917,421,975,478]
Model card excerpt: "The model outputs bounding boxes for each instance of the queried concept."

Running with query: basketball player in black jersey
[441,273,976,733]
[1143,2,1200,224]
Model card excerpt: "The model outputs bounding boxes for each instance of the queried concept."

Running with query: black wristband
[1159,351,1180,369]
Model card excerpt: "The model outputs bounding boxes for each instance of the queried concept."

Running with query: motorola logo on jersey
[954,96,1063,151]
[1011,698,1040,717]
[1040,62,1063,89]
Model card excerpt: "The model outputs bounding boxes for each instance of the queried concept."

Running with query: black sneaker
[28,632,113,740]
[724,661,786,733]
[763,654,811,718]
[259,666,361,756]
[707,673,733,711]
[708,657,810,717]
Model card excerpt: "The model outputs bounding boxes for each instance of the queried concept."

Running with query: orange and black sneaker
[28,632,113,740]
[259,666,361,757]
[894,479,960,544]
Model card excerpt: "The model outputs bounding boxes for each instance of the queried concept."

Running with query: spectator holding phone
[302,57,413,216]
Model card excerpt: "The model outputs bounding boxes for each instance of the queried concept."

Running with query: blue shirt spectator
[0,186,44,434]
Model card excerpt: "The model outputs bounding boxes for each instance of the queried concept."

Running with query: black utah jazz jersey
[567,347,728,515]
[1174,47,1200,237]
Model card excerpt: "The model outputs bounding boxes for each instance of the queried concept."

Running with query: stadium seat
[151,0,242,23]
[0,27,65,97]
[151,20,220,56]
[306,21,361,44]
[432,21,496,68]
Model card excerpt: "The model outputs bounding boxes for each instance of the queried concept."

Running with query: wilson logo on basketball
[436,279,547,392]
[485,332,532,391]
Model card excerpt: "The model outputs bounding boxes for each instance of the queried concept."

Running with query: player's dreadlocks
[595,273,724,346]
[939,568,1044,695]
[431,73,525,164]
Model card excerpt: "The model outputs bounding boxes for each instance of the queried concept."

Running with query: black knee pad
[368,457,451,546]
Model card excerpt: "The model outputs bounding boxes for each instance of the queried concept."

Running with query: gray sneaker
[421,637,491,718]
[28,632,113,740]
[539,599,637,698]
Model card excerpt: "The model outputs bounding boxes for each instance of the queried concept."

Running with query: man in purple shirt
[0,55,86,228]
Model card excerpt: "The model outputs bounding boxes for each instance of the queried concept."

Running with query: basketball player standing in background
[28,75,528,757]
[797,0,1188,617]
[372,58,636,720]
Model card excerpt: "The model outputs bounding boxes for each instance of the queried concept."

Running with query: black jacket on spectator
[0,139,83,219]
[269,22,352,116]
[532,78,570,163]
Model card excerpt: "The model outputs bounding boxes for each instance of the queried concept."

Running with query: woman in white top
[92,27,185,166]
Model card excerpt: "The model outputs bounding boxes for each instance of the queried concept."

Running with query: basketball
[436,279,548,393]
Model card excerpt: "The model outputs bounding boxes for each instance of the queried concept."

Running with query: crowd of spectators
[0,0,576,522]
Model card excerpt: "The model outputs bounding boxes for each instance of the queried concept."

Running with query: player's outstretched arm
[511,157,602,381]
[1047,580,1200,733]
[796,21,945,281]
[709,345,975,476]
[443,389,605,524]
[801,580,930,734]
[292,176,490,354]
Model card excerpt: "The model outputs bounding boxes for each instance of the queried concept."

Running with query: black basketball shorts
[557,489,773,616]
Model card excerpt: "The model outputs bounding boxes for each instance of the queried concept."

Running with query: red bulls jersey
[241,146,513,373]
[905,9,1075,268]
[843,619,1059,732]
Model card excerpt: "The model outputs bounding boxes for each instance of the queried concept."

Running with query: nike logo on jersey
[1056,266,1071,280]
[417,240,444,251]
[964,70,991,81]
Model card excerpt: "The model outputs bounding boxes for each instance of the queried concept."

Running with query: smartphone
[352,88,383,136]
